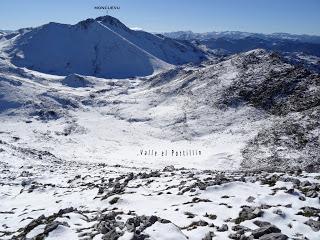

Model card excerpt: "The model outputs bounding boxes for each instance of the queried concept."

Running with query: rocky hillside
[144,49,320,171]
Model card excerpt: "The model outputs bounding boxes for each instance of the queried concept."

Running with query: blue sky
[0,0,319,35]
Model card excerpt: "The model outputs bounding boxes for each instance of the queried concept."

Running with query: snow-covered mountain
[0,31,7,40]
[1,16,207,79]
[0,30,13,37]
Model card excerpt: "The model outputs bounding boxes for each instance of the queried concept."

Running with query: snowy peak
[95,15,129,30]
[75,15,129,32]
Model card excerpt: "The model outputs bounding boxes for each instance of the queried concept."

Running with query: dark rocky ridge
[222,52,320,115]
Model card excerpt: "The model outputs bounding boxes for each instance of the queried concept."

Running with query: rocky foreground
[0,155,319,240]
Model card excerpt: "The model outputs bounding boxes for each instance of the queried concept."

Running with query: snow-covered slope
[0,47,319,171]
[1,16,207,79]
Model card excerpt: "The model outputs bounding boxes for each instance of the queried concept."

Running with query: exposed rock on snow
[61,74,92,88]
[0,156,319,239]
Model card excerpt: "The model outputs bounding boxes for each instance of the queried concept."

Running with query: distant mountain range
[162,31,320,58]
[0,30,13,34]
[161,30,320,44]
[199,36,320,58]
[161,30,320,73]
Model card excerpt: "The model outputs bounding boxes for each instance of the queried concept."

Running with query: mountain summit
[2,16,207,78]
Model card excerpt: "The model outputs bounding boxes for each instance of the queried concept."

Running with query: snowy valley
[0,16,319,240]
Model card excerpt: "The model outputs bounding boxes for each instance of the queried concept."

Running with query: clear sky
[0,0,319,35]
